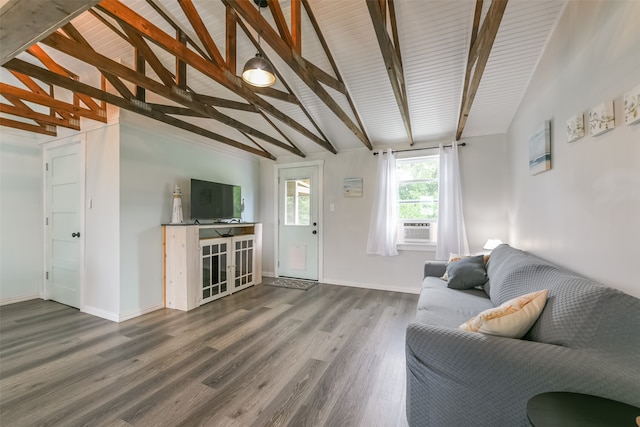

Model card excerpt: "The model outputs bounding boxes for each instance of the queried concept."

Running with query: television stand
[162,222,262,311]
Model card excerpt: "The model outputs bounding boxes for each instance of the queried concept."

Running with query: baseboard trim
[261,272,419,294]
[118,304,164,322]
[321,278,420,295]
[82,305,120,322]
[82,303,165,323]
[0,294,41,306]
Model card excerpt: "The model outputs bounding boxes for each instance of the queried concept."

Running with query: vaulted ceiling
[0,0,566,160]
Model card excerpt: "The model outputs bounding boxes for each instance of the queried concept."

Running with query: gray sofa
[405,244,640,426]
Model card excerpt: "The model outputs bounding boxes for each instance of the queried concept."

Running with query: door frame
[273,160,324,281]
[42,134,86,309]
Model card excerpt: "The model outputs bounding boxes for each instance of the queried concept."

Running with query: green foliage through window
[285,179,310,225]
[397,156,439,220]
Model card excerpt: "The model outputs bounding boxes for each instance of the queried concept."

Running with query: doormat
[264,278,318,291]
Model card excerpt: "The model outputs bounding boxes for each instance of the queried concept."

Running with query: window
[285,178,310,225]
[396,155,439,244]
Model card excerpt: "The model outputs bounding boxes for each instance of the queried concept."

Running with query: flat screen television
[190,179,241,221]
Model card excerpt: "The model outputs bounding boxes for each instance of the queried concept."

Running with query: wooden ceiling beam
[146,104,205,117]
[60,23,136,101]
[234,15,332,153]
[301,0,340,85]
[1,100,80,130]
[26,44,104,113]
[4,58,276,160]
[456,0,483,142]
[8,70,78,123]
[388,0,402,67]
[176,30,188,89]
[183,4,299,105]
[240,130,272,156]
[291,0,302,55]
[121,24,176,88]
[367,0,413,144]
[456,0,507,140]
[226,0,371,150]
[193,94,258,112]
[40,30,303,156]
[258,110,303,157]
[2,96,58,133]
[3,92,80,129]
[88,8,129,42]
[300,0,369,149]
[268,0,294,48]
[178,0,225,68]
[226,6,237,73]
[303,60,345,94]
[135,47,146,101]
[0,81,106,123]
[144,0,212,62]
[0,117,56,136]
[470,0,484,49]
[0,0,101,65]
[250,85,298,104]
[8,70,49,97]
[96,0,331,153]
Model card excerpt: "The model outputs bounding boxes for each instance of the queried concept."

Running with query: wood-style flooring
[0,282,417,426]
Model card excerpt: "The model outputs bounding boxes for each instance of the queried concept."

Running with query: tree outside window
[396,156,439,221]
[285,179,310,225]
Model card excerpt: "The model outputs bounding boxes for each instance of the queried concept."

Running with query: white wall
[119,111,261,318]
[459,134,509,250]
[84,123,121,320]
[260,133,508,293]
[507,1,640,297]
[0,131,43,303]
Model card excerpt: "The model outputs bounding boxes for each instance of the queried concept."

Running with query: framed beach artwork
[343,177,363,197]
[566,113,585,143]
[589,101,615,136]
[623,84,640,125]
[529,121,551,175]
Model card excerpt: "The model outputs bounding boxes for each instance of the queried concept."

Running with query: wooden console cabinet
[163,223,262,311]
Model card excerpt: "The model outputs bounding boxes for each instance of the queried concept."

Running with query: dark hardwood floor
[0,282,417,426]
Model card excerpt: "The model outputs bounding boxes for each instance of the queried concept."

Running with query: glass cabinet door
[233,235,254,292]
[200,238,230,304]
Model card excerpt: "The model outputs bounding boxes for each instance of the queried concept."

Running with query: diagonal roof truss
[1,0,377,159]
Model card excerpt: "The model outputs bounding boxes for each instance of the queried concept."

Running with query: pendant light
[242,0,276,87]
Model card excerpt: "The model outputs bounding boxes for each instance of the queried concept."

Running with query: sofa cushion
[486,245,555,304]
[446,255,488,290]
[485,244,635,349]
[416,277,493,328]
[459,289,548,338]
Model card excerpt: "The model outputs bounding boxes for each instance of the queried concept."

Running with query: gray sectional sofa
[405,244,640,426]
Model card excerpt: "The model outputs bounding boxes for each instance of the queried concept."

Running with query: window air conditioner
[399,221,435,243]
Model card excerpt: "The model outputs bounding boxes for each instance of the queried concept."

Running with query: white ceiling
[2,0,567,159]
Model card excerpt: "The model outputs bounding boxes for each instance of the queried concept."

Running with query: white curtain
[436,141,470,260]
[367,149,398,256]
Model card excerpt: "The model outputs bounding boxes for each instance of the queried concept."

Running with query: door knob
[312,230,317,235]
[313,222,317,226]
[72,232,80,238]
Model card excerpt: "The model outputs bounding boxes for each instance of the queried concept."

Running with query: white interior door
[46,142,82,308]
[278,166,319,280]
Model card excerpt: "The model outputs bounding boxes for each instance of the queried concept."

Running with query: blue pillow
[446,255,488,290]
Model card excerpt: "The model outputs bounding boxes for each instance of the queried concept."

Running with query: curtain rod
[372,142,466,155]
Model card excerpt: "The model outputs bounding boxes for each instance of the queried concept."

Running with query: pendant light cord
[257,2,262,52]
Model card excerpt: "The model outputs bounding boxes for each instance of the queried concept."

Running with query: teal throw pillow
[446,255,488,290]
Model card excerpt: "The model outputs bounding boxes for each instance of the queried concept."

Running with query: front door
[278,166,319,280]
[46,141,83,308]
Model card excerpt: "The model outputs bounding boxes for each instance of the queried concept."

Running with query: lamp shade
[483,239,503,250]
[242,53,276,87]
